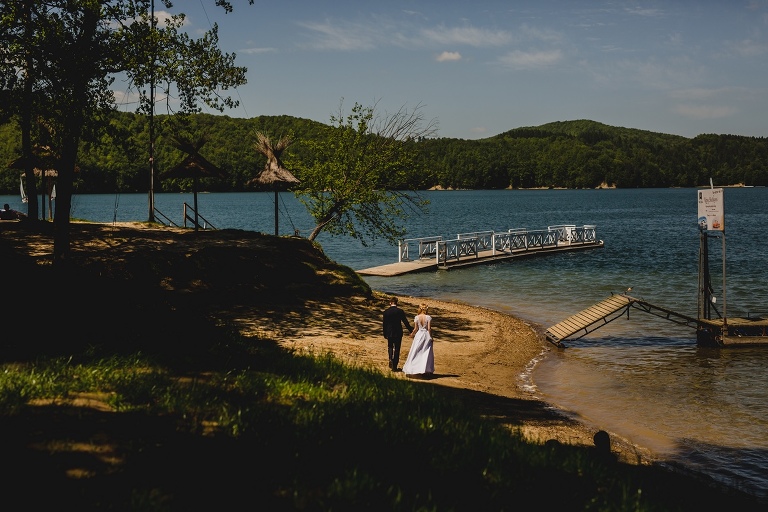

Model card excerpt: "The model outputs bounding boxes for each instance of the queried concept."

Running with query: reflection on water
[534,338,768,500]
[354,189,768,502]
[4,188,767,501]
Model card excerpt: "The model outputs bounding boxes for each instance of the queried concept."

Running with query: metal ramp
[545,294,634,346]
[545,293,701,347]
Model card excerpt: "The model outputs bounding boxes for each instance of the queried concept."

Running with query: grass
[0,330,763,511]
[1,221,764,510]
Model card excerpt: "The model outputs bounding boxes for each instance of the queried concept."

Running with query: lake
[4,187,767,501]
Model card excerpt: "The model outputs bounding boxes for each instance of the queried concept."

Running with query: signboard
[697,188,724,231]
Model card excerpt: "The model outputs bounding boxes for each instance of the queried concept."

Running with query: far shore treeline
[1,112,767,195]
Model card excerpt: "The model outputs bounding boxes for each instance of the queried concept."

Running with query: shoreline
[2,220,658,466]
[220,290,659,466]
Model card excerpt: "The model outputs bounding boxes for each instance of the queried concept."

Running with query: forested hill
[1,112,766,194]
[506,119,687,140]
[418,118,766,188]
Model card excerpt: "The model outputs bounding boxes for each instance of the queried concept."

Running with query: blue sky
[122,1,768,140]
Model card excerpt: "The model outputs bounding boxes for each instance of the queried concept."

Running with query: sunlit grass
[0,340,760,511]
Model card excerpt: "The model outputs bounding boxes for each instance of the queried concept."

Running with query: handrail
[153,207,179,227]
[438,237,479,266]
[399,225,598,267]
[183,202,217,230]
[548,224,576,244]
[458,231,494,252]
[399,236,442,262]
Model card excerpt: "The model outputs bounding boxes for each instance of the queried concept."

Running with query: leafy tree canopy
[291,100,438,245]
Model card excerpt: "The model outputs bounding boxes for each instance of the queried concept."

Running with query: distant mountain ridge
[510,118,685,138]
[1,114,766,193]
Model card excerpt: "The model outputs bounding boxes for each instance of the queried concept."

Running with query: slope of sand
[219,291,657,466]
[2,220,656,466]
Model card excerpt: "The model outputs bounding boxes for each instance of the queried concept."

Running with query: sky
[118,1,768,140]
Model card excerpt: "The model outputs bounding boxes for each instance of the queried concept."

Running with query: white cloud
[436,51,461,62]
[240,47,278,55]
[296,20,381,51]
[727,38,768,57]
[673,104,737,120]
[497,49,562,69]
[112,90,137,106]
[608,56,707,90]
[112,9,177,29]
[155,10,176,26]
[112,88,169,110]
[515,24,562,43]
[669,88,723,100]
[625,7,665,17]
[296,18,520,52]
[420,25,513,47]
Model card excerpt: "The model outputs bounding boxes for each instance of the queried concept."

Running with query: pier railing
[398,225,598,266]
[458,231,494,251]
[575,224,597,243]
[399,236,442,262]
[439,237,479,265]
[498,229,528,250]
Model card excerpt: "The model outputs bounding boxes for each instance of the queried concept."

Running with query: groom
[382,296,412,372]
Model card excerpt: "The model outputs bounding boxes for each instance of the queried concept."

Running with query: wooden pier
[545,188,768,348]
[358,224,604,276]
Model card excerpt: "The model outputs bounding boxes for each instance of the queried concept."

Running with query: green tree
[291,100,438,245]
[0,1,52,222]
[0,0,248,266]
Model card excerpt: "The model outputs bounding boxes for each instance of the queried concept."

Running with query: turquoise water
[5,188,768,501]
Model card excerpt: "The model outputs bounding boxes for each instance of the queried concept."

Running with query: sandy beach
[1,220,657,466]
[219,290,657,466]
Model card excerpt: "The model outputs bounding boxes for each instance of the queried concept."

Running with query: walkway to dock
[358,224,603,276]
[545,293,702,347]
[545,294,636,346]
[546,292,768,348]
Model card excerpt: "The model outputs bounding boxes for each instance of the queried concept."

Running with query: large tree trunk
[51,3,99,267]
[21,1,38,221]
[53,119,80,267]
[307,210,339,241]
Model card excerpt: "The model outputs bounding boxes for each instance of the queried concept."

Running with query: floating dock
[544,189,768,348]
[697,317,768,347]
[358,224,603,276]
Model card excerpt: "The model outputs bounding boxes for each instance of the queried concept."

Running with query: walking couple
[382,296,435,376]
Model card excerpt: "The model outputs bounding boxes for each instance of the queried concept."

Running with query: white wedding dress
[402,314,434,375]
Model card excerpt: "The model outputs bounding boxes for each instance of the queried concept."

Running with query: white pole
[722,232,727,327]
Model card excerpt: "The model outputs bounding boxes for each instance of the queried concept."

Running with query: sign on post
[697,188,724,231]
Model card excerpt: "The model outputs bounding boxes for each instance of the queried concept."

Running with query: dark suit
[383,304,412,370]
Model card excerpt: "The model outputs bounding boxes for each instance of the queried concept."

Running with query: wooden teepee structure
[249,132,300,236]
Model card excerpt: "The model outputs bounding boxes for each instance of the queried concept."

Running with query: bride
[403,303,435,376]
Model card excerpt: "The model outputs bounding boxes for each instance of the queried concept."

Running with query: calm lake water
[4,188,767,501]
